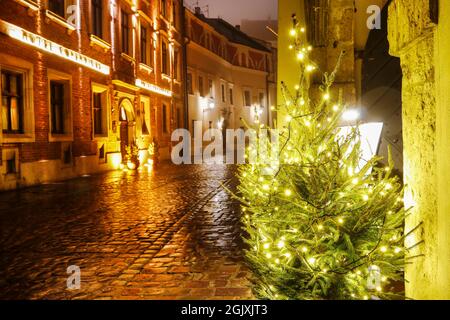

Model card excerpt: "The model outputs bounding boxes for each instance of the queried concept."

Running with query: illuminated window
[48,0,65,17]
[92,0,103,38]
[161,41,169,75]
[120,107,127,121]
[162,104,168,133]
[243,90,251,107]
[1,70,24,134]
[187,73,193,95]
[1,55,34,141]
[121,10,130,54]
[140,25,148,65]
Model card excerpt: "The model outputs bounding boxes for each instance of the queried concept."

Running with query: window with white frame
[140,24,150,65]
[46,0,77,23]
[243,89,251,107]
[221,84,226,103]
[208,79,213,98]
[48,0,66,17]
[161,39,169,75]
[120,9,131,55]
[92,84,108,137]
[91,0,103,38]
[48,70,72,139]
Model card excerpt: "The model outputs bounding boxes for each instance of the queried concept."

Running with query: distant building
[185,7,277,139]
[240,19,278,48]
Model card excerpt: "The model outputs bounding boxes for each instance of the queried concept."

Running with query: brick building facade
[0,0,185,190]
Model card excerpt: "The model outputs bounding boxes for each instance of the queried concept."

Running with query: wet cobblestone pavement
[0,163,254,300]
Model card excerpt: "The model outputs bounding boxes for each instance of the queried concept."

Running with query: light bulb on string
[306,65,315,72]
[297,52,305,61]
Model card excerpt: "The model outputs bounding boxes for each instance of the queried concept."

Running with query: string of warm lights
[234,15,407,301]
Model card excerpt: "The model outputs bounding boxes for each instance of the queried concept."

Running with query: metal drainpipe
[181,2,190,131]
[265,53,271,127]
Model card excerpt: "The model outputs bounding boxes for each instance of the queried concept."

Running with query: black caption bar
[0,300,445,319]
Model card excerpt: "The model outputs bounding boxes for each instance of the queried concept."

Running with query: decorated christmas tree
[235,16,407,300]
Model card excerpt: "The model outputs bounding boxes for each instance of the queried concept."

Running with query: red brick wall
[0,0,186,169]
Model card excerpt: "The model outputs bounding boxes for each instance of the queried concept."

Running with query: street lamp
[342,109,361,122]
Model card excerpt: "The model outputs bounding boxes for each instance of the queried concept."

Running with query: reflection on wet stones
[0,163,253,300]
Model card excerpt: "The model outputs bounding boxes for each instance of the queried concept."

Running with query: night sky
[185,0,278,25]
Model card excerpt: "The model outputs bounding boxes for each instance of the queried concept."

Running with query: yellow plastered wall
[388,0,450,299]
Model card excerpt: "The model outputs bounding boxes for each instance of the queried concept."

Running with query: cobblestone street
[0,163,254,300]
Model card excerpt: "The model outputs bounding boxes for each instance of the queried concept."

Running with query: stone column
[388,0,450,299]
[435,0,450,300]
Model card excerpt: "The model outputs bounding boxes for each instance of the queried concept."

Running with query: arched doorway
[361,1,403,173]
[119,98,136,161]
